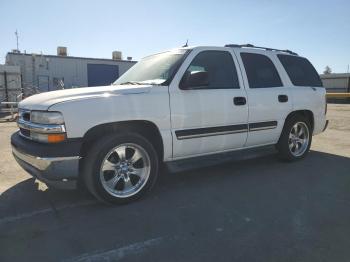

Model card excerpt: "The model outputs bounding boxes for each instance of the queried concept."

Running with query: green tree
[323,66,332,74]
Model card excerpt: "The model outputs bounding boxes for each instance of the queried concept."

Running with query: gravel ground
[0,104,349,262]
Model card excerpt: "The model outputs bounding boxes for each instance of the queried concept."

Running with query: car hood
[19,85,152,111]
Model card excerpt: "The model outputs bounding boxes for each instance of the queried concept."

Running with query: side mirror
[180,71,209,89]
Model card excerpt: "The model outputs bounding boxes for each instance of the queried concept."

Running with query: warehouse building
[5,47,136,96]
[320,73,350,93]
[0,65,22,103]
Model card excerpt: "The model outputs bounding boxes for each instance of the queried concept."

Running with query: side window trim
[231,49,247,90]
[180,50,241,90]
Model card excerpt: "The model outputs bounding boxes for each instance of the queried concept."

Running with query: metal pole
[15,30,19,51]
[4,71,8,105]
[10,103,14,119]
[20,74,23,100]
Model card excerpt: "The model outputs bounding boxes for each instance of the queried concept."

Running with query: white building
[5,47,136,96]
[320,73,350,93]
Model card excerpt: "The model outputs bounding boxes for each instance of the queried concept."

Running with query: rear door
[234,50,293,147]
[169,48,249,159]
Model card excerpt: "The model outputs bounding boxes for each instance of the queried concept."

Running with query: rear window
[241,53,283,88]
[277,55,323,87]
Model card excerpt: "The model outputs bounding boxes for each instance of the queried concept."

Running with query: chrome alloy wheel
[99,143,151,198]
[288,122,310,157]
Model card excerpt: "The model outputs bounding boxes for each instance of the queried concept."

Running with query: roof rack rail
[224,43,298,56]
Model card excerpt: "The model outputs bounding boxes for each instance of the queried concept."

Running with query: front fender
[49,87,173,160]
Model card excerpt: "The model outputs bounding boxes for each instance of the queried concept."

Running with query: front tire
[276,115,312,161]
[82,133,159,204]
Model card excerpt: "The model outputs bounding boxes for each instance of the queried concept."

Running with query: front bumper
[11,132,82,189]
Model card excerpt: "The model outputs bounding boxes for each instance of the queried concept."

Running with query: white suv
[12,44,328,203]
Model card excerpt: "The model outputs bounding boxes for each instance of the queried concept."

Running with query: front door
[169,48,249,159]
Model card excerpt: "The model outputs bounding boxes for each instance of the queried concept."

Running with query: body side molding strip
[248,121,278,131]
[175,124,248,140]
[175,121,278,140]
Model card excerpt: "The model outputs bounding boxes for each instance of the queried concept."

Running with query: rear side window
[277,55,323,87]
[241,53,283,88]
[184,51,240,89]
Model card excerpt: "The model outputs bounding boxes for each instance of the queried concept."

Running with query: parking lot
[0,104,349,262]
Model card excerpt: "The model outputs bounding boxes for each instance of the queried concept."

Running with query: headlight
[17,110,67,143]
[31,111,64,124]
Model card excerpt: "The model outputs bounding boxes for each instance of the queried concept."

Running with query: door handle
[233,97,246,106]
[278,95,288,103]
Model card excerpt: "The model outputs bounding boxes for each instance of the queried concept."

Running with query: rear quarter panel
[290,86,327,135]
[272,54,327,135]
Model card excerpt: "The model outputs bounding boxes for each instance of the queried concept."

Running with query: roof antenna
[182,39,188,47]
[15,29,19,51]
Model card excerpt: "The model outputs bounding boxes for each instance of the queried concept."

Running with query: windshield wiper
[118,81,143,85]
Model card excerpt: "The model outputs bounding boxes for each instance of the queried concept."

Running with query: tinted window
[278,55,323,87]
[241,53,283,88]
[183,51,240,89]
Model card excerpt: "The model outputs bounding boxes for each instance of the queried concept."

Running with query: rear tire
[82,132,159,204]
[276,115,312,161]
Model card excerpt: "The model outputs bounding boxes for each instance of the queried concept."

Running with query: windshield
[113,49,189,86]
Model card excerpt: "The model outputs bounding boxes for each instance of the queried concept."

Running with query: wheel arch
[79,120,165,162]
[276,109,314,160]
[283,110,314,132]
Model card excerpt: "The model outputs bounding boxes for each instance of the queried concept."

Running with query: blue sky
[1,0,350,73]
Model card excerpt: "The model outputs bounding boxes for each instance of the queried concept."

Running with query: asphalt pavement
[0,104,349,262]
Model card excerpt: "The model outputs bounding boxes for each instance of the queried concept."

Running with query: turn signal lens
[47,134,66,143]
[30,132,66,143]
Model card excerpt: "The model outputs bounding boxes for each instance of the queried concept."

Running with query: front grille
[23,112,30,121]
[19,109,31,121]
[18,109,31,139]
[21,111,30,121]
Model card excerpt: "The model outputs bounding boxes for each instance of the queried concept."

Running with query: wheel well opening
[286,110,314,131]
[80,121,164,161]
